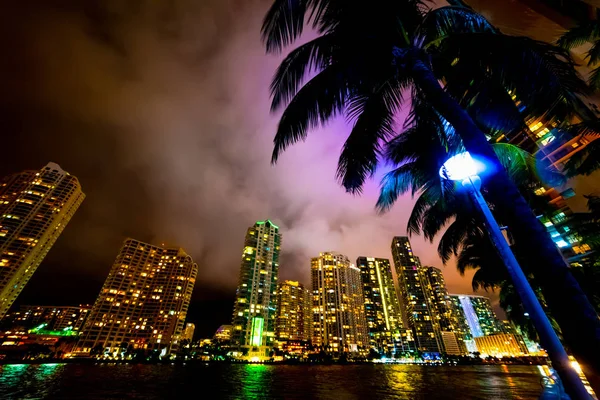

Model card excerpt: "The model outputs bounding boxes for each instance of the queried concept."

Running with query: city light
[439,152,486,182]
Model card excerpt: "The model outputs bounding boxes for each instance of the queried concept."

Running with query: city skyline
[2,0,597,339]
[0,160,506,337]
[0,0,565,338]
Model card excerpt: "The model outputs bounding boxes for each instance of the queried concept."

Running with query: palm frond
[437,215,478,264]
[377,164,419,212]
[270,34,337,111]
[336,81,405,193]
[440,33,588,121]
[405,184,445,236]
[420,5,496,49]
[261,0,310,54]
[558,20,600,49]
[563,137,600,177]
[272,64,348,163]
[492,142,565,187]
[589,66,600,91]
[587,39,600,65]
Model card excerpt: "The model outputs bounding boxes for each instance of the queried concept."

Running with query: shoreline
[0,357,549,367]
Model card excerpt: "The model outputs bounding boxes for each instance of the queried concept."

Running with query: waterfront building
[356,256,405,355]
[213,325,233,343]
[311,252,368,353]
[474,333,529,358]
[275,280,310,344]
[2,304,91,332]
[75,239,197,356]
[391,237,442,353]
[181,323,195,342]
[231,220,280,359]
[449,295,505,339]
[0,162,85,318]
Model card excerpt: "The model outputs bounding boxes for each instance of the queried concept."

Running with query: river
[0,363,547,399]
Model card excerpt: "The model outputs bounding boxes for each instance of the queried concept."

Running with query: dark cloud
[1,0,485,336]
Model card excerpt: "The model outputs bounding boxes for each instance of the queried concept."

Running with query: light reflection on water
[0,363,545,399]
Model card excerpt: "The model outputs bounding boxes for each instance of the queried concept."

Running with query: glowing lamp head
[439,152,485,181]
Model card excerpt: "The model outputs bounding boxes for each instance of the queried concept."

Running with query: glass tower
[391,237,442,354]
[356,256,405,355]
[75,239,197,356]
[311,252,368,353]
[0,162,85,318]
[231,220,280,358]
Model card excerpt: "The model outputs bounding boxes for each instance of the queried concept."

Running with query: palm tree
[376,98,560,337]
[261,0,600,387]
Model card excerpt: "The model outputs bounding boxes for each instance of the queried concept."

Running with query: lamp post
[440,152,591,400]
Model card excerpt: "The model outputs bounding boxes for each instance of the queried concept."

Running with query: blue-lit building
[449,294,505,352]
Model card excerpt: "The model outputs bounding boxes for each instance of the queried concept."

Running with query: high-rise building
[275,280,310,344]
[311,252,368,353]
[0,162,85,318]
[463,0,600,265]
[424,267,468,355]
[356,256,405,355]
[181,323,195,342]
[449,295,505,339]
[391,237,442,354]
[75,239,197,356]
[424,267,456,331]
[231,220,280,359]
[2,304,91,332]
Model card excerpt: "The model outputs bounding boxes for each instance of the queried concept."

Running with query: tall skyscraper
[391,237,442,354]
[311,252,368,353]
[424,267,466,355]
[0,162,85,318]
[76,239,197,356]
[356,256,404,355]
[449,294,505,339]
[275,280,310,344]
[424,267,453,331]
[231,220,280,359]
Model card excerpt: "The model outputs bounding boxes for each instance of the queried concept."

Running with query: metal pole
[462,176,591,400]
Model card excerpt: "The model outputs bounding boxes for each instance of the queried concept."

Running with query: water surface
[0,363,546,399]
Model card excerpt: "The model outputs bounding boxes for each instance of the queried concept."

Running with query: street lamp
[440,152,591,400]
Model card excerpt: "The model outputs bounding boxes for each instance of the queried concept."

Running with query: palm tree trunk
[409,57,600,393]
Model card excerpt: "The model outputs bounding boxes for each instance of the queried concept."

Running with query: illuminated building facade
[424,267,468,354]
[2,304,91,332]
[356,256,404,355]
[275,280,310,344]
[231,220,280,359]
[474,333,529,358]
[76,239,197,356]
[181,323,195,342]
[450,295,505,339]
[311,252,368,353]
[0,162,85,318]
[391,237,442,353]
[213,325,233,342]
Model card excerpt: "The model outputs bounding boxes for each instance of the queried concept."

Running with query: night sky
[4,0,596,338]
